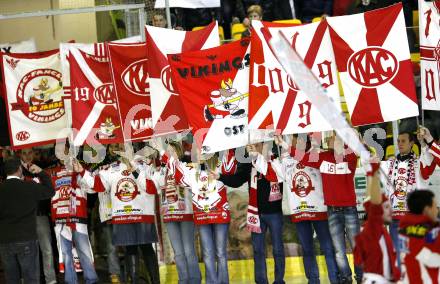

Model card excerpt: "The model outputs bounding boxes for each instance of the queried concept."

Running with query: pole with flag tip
[165,0,172,29]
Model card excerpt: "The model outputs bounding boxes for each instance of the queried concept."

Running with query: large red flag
[146,22,220,136]
[327,4,418,126]
[69,48,123,146]
[108,42,153,142]
[168,39,250,153]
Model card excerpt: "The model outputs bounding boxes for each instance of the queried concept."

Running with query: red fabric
[107,42,153,142]
[167,38,250,151]
[69,49,123,145]
[146,178,157,195]
[303,151,358,206]
[354,203,400,281]
[399,214,440,283]
[429,141,440,166]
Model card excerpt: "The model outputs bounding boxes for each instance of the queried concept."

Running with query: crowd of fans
[0,125,440,284]
[146,0,418,40]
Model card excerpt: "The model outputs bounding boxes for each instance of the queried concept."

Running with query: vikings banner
[1,50,69,148]
[327,4,418,126]
[108,42,154,142]
[168,39,250,153]
[249,20,341,134]
[146,22,220,136]
[419,0,440,111]
[69,48,123,146]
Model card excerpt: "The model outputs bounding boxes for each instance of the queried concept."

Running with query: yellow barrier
[160,255,354,283]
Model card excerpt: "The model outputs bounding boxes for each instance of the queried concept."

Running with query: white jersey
[81,161,156,224]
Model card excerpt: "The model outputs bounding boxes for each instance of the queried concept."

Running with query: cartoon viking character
[96,117,120,139]
[204,78,248,122]
[29,78,62,106]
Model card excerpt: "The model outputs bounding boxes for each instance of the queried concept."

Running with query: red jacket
[354,203,400,281]
[399,214,440,283]
[303,150,358,207]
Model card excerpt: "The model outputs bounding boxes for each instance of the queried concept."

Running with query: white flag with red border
[419,0,440,110]
[146,22,220,136]
[1,49,69,148]
[249,20,341,134]
[69,48,123,146]
[108,42,154,142]
[326,4,418,126]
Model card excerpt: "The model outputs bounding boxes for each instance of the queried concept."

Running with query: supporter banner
[0,38,37,99]
[154,0,220,8]
[146,22,220,136]
[419,0,440,110]
[249,20,340,134]
[1,50,69,148]
[60,36,141,100]
[169,39,250,153]
[0,38,37,54]
[108,42,154,142]
[69,48,123,146]
[327,3,419,126]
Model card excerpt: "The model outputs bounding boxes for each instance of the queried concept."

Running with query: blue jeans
[252,213,285,284]
[167,221,201,284]
[198,223,229,284]
[102,223,121,276]
[295,220,339,284]
[0,240,40,284]
[327,206,362,283]
[36,216,57,284]
[60,230,98,284]
[389,219,401,268]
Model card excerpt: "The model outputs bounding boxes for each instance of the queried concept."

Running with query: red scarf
[247,163,282,234]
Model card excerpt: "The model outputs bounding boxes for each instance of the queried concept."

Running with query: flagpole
[421,110,425,126]
[392,120,399,156]
[165,0,172,29]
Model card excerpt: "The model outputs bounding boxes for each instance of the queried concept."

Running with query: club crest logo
[292,171,314,198]
[12,69,65,123]
[94,83,115,105]
[161,65,177,93]
[115,178,140,202]
[121,59,150,96]
[348,47,399,88]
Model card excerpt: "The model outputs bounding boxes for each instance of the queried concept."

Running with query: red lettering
[317,60,334,88]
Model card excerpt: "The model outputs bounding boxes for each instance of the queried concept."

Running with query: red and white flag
[249,20,341,135]
[69,48,123,146]
[169,39,250,153]
[108,42,154,142]
[146,22,220,136]
[60,36,141,100]
[327,4,418,126]
[1,49,69,148]
[419,0,440,110]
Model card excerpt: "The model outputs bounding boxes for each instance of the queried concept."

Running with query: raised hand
[28,164,43,174]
